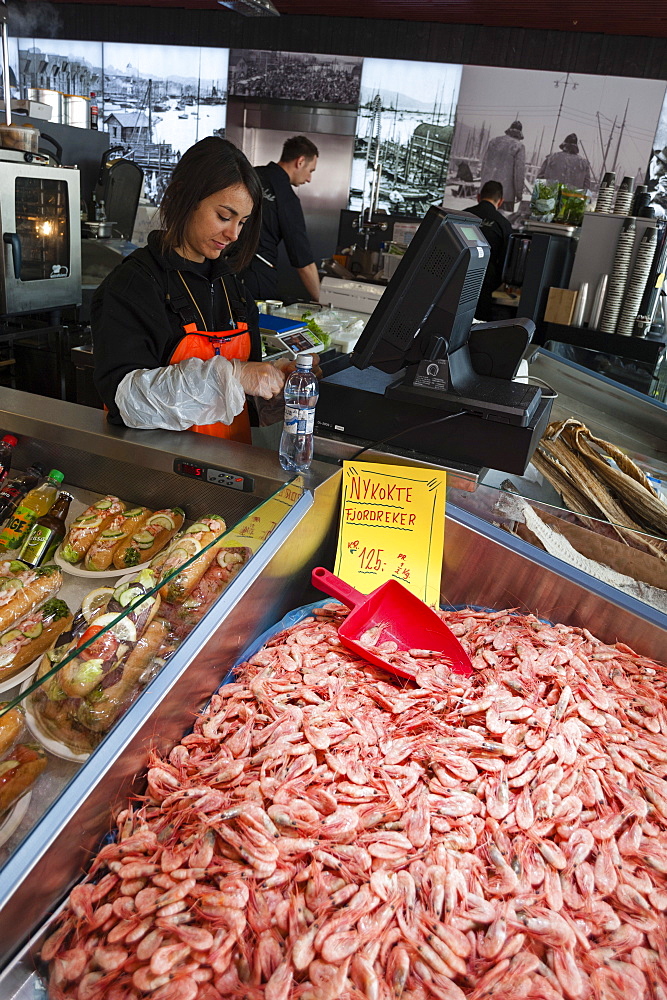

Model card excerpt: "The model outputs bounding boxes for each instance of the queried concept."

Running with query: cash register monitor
[352,206,490,375]
[351,206,541,425]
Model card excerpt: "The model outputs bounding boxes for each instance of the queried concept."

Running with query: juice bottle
[0,470,64,552]
[0,463,45,523]
[19,491,73,566]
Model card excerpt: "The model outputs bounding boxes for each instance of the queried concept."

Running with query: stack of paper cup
[600,218,635,333]
[595,172,616,213]
[615,226,657,336]
[614,176,635,216]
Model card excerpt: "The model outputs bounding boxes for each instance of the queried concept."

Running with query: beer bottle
[19,491,73,566]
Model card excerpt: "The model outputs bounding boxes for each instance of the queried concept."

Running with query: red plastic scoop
[311,566,472,679]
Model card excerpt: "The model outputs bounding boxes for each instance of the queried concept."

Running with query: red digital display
[175,459,251,491]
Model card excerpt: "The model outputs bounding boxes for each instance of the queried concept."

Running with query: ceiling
[41,0,667,39]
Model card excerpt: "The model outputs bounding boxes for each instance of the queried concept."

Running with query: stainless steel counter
[0,386,335,507]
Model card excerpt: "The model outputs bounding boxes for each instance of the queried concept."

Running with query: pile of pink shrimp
[44,603,667,1000]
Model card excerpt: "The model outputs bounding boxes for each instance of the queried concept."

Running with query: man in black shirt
[463,180,513,321]
[243,136,320,303]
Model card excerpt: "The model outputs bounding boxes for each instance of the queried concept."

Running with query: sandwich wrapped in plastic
[27,568,175,754]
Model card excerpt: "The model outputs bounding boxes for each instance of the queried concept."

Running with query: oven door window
[15,177,70,281]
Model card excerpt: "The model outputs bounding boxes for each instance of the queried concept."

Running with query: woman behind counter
[92,137,285,444]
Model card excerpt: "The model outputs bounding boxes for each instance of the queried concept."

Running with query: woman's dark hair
[160,137,262,271]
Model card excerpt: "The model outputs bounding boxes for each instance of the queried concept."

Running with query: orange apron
[169,321,252,443]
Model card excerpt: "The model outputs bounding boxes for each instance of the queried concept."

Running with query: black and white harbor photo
[102,42,229,205]
[14,38,228,207]
[17,37,103,127]
[445,65,666,217]
[348,57,462,218]
[228,49,362,106]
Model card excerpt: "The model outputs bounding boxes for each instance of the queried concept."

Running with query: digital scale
[259,314,321,359]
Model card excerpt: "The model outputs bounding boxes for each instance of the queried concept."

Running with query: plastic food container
[330,327,362,353]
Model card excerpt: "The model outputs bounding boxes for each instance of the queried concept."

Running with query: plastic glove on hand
[232,360,286,399]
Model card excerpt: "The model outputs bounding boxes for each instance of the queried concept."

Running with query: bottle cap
[48,470,65,483]
[296,353,314,368]
[1,435,18,447]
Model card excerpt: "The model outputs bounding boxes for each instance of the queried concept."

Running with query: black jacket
[92,231,261,425]
[242,162,314,300]
[254,162,314,269]
[462,201,513,321]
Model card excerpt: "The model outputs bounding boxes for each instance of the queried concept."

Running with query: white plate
[54,546,152,579]
[0,655,40,695]
[0,791,31,848]
[20,678,90,762]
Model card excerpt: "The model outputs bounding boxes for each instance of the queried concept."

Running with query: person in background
[539,133,591,190]
[648,146,667,192]
[463,180,513,322]
[650,174,667,218]
[92,137,286,443]
[480,121,526,212]
[243,135,321,303]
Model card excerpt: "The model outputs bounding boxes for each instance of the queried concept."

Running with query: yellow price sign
[227,478,304,553]
[335,460,446,606]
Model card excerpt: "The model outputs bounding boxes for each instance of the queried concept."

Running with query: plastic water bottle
[279,353,319,473]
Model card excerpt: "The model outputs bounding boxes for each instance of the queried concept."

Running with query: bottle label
[284,405,315,435]
[0,507,35,549]
[20,525,58,566]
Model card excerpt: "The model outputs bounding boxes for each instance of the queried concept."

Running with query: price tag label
[334,461,446,606]
[229,479,304,552]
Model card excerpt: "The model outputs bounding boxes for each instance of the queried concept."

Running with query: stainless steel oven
[0,154,81,316]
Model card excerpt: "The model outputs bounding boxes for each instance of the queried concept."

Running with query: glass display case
[445,347,667,614]
[447,479,667,614]
[0,478,309,861]
[0,388,340,967]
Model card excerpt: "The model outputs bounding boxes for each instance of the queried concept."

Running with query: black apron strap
[222,273,251,326]
[129,252,250,333]
[165,271,201,329]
